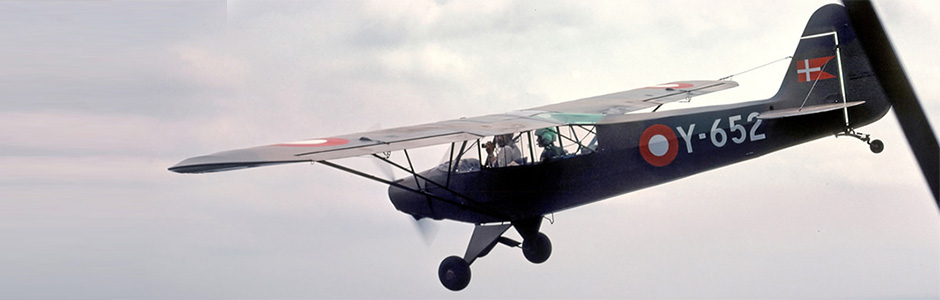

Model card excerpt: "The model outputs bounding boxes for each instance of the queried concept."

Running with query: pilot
[536,128,566,163]
[494,134,522,167]
[483,141,497,168]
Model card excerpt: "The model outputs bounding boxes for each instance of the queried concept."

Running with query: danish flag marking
[796,56,836,82]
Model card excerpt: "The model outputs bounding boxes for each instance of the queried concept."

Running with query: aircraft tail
[769,4,890,128]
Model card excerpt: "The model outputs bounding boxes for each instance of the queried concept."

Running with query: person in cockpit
[483,141,497,168]
[536,128,566,163]
[494,133,522,167]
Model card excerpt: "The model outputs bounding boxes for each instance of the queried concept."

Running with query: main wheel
[869,139,884,154]
[438,256,471,291]
[522,232,552,264]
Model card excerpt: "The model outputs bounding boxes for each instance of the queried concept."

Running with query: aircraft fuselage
[389,93,889,224]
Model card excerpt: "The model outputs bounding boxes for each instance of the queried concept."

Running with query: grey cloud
[0,1,226,118]
[2,1,937,298]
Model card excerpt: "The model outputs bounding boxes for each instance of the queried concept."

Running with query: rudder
[770,4,890,128]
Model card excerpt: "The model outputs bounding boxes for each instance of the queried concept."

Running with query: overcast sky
[2,0,938,298]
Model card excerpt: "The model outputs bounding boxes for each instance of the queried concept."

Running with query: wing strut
[370,152,472,202]
[317,160,510,220]
[556,125,597,154]
[369,149,515,219]
[446,142,456,188]
[399,150,428,213]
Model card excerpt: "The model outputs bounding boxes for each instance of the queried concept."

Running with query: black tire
[522,232,552,264]
[870,139,884,154]
[438,256,471,291]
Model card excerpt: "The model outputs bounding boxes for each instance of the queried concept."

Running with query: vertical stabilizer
[770,4,890,128]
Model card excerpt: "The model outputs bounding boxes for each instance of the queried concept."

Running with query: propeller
[843,1,940,208]
[413,217,440,247]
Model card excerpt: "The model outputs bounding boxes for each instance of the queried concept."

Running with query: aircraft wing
[533,80,738,115]
[170,111,565,173]
[170,80,736,173]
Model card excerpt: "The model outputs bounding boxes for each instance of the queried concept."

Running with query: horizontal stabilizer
[758,101,865,120]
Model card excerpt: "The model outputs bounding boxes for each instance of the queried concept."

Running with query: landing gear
[437,223,511,291]
[836,128,884,154]
[436,217,552,291]
[522,232,552,264]
[869,139,884,154]
[438,256,471,291]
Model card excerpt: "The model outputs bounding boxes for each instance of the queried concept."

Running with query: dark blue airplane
[171,4,914,291]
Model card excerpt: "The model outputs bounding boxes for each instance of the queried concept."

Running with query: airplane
[170,4,906,291]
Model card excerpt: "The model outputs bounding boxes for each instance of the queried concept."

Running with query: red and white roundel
[639,124,678,167]
[277,137,349,147]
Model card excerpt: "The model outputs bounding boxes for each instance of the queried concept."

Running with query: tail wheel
[522,232,552,264]
[869,139,884,153]
[438,256,471,291]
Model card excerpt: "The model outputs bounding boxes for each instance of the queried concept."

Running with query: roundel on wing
[639,124,678,167]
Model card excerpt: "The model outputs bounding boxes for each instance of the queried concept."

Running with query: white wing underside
[170,80,737,173]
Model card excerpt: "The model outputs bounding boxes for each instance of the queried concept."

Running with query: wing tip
[168,160,311,174]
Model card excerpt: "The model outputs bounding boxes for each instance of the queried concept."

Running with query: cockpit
[432,124,599,173]
[435,158,482,173]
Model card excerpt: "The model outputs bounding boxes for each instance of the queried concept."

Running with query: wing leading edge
[533,80,738,115]
[169,80,736,174]
[169,111,561,174]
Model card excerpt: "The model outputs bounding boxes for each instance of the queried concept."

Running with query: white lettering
[710,119,727,147]
[676,123,696,154]
[729,115,746,144]
[747,112,766,141]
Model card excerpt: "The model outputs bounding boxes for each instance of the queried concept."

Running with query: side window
[437,140,483,173]
[482,133,526,168]
[481,125,599,168]
[533,125,598,163]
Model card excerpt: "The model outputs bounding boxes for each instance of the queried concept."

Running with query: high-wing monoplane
[171,4,904,291]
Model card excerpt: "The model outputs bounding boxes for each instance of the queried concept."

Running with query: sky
[1,0,938,298]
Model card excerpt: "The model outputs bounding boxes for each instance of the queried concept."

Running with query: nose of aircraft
[388,178,434,219]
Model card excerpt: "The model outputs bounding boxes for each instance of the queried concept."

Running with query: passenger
[536,128,566,163]
[483,141,497,168]
[494,134,522,167]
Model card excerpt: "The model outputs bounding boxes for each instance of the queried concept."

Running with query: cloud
[173,46,250,89]
[2,0,937,298]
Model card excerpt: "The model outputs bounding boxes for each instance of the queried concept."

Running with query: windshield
[435,158,482,173]
[432,125,599,173]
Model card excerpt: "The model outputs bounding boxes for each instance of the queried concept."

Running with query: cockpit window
[484,133,524,168]
[479,125,598,168]
[432,125,599,174]
[435,158,481,173]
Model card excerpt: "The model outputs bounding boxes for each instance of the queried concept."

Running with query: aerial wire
[718,55,793,81]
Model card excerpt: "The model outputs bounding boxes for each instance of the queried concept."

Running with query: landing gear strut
[437,218,552,291]
[836,128,884,154]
